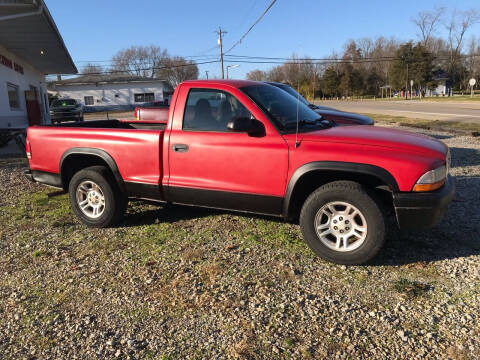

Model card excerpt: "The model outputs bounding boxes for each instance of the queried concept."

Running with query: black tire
[68,165,126,227]
[299,181,386,265]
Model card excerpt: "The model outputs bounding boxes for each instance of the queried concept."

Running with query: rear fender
[59,148,125,192]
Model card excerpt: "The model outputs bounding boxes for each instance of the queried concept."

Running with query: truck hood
[288,125,447,157]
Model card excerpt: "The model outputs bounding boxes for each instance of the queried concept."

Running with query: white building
[426,70,452,97]
[0,0,77,129]
[49,75,174,111]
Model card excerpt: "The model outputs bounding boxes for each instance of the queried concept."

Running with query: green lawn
[366,113,480,133]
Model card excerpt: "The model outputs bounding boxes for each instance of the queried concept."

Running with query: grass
[416,95,480,102]
[365,113,480,133]
[393,278,431,299]
[319,95,480,102]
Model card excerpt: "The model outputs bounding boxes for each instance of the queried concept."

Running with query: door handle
[172,144,189,152]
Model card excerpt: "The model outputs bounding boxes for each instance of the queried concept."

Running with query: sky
[45,0,480,79]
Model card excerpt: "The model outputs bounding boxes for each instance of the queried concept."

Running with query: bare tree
[467,36,480,82]
[266,65,284,82]
[445,9,480,91]
[158,57,199,87]
[81,63,104,74]
[412,7,445,47]
[111,45,198,87]
[111,45,168,78]
[246,70,267,81]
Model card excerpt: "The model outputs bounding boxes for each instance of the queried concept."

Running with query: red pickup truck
[25,80,454,264]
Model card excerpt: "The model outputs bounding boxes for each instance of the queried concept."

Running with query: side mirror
[227,117,265,137]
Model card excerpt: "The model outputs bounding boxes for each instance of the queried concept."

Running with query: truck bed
[27,120,165,189]
[50,119,167,131]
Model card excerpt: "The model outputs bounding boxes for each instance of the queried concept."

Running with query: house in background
[426,70,452,97]
[0,0,77,129]
[48,75,174,112]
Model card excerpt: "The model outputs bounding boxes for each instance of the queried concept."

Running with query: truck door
[166,85,288,215]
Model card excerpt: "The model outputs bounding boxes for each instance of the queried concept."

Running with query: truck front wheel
[68,166,126,227]
[299,181,386,265]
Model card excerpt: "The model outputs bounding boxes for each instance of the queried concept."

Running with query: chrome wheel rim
[314,201,367,252]
[76,180,105,219]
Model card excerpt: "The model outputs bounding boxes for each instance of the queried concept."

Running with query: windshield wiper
[283,117,332,131]
[299,118,331,127]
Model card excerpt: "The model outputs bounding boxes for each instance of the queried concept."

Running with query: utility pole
[217,27,227,79]
[405,62,409,100]
[205,70,209,79]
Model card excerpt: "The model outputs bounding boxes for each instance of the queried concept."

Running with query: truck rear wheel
[299,181,386,265]
[68,166,126,227]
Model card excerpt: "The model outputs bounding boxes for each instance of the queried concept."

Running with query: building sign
[0,54,13,69]
[14,63,24,74]
[0,53,24,74]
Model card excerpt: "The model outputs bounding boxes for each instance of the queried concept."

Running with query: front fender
[283,161,398,219]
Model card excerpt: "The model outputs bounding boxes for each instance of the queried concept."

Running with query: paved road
[315,100,480,124]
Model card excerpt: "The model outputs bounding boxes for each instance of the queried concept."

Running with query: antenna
[294,80,300,148]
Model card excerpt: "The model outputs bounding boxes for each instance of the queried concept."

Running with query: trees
[390,42,435,94]
[338,42,364,96]
[246,69,267,81]
[111,45,168,78]
[266,65,284,82]
[110,45,198,87]
[158,57,199,87]
[322,67,340,97]
[412,7,445,48]
[444,9,480,91]
[246,55,318,98]
[81,63,104,75]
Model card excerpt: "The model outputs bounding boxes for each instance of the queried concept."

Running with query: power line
[224,0,278,54]
[224,59,397,65]
[232,0,261,32]
[228,53,480,61]
[225,54,397,61]
[56,60,220,77]
[74,55,219,65]
[223,52,480,64]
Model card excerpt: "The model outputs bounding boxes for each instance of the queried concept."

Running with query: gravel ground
[0,124,478,359]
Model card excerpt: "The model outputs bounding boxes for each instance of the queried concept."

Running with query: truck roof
[180,79,261,88]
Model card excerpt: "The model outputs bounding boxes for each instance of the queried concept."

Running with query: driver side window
[183,88,251,132]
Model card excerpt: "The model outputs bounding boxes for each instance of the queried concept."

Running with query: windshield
[273,83,310,106]
[240,84,322,131]
[52,99,77,107]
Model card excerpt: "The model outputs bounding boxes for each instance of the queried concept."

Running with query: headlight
[413,165,447,192]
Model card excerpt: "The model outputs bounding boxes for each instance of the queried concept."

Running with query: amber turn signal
[413,179,445,192]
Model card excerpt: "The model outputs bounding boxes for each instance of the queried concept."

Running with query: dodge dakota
[25,80,454,264]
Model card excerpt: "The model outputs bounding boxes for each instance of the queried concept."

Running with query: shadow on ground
[122,203,284,227]
[449,146,480,167]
